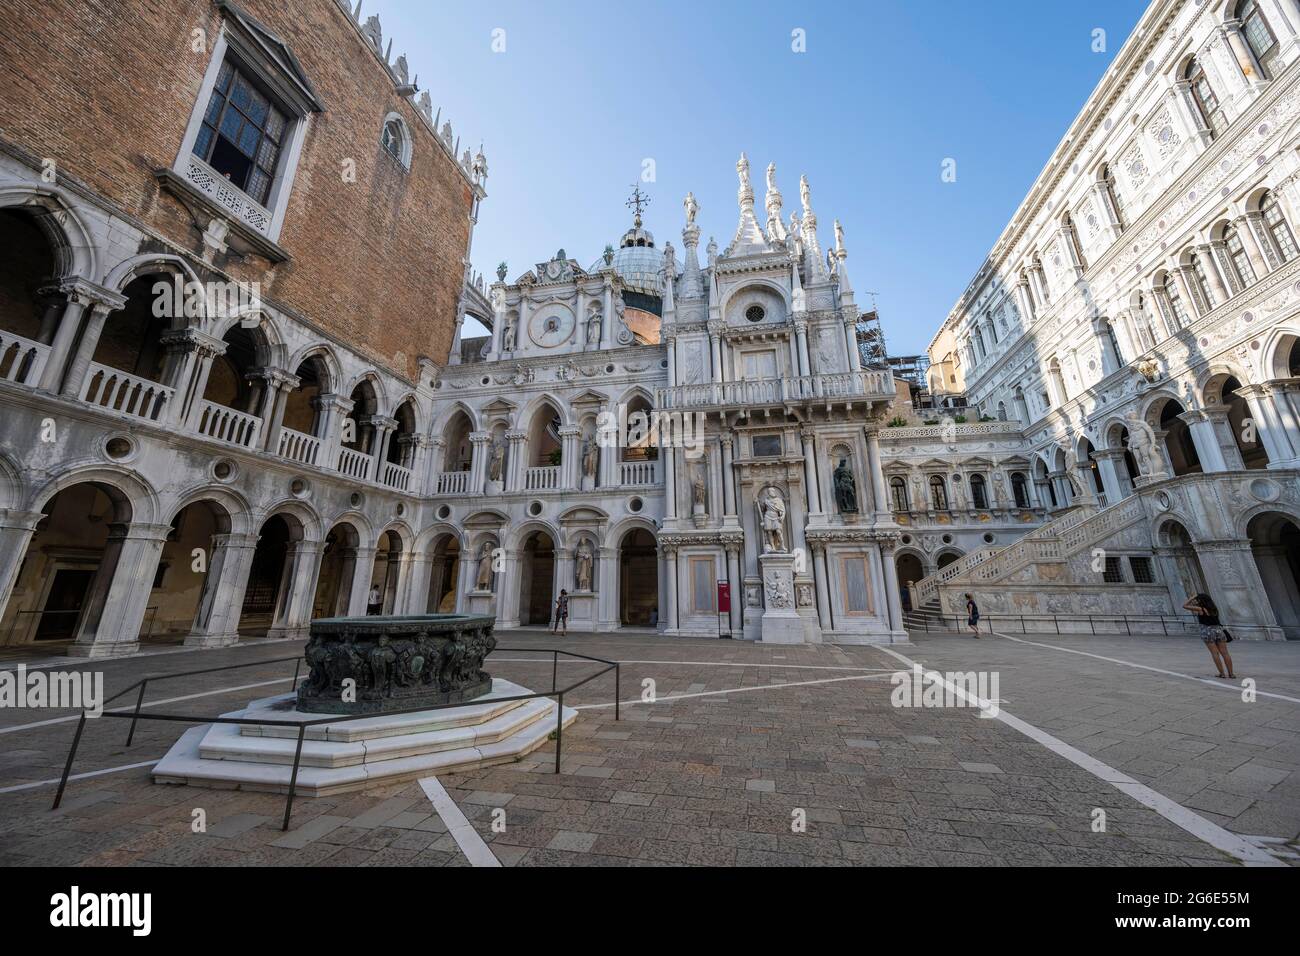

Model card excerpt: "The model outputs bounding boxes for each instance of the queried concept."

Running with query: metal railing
[902,609,1276,639]
[52,645,620,832]
[5,605,157,646]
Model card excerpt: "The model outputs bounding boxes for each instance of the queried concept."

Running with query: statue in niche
[587,309,601,346]
[684,342,704,384]
[581,436,598,479]
[475,542,495,591]
[757,487,788,553]
[575,540,594,591]
[833,459,858,513]
[502,317,517,352]
[691,467,707,512]
[487,442,505,482]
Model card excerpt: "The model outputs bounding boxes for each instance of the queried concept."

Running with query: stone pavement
[0,628,1294,866]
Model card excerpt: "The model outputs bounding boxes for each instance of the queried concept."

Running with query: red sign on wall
[717,580,731,613]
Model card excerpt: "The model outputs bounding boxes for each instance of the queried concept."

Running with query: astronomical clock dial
[528,310,575,348]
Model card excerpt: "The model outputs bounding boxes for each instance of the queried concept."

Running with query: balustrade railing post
[125,679,148,746]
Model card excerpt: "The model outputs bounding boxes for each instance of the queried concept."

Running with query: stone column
[558,425,581,490]
[866,428,890,518]
[708,324,723,380]
[59,302,115,399]
[469,431,492,492]
[811,544,832,633]
[40,293,93,391]
[1275,381,1300,467]
[1237,383,1299,466]
[1091,317,1121,376]
[663,445,678,521]
[794,319,811,378]
[725,543,742,635]
[1178,409,1229,472]
[269,539,323,640]
[599,401,618,488]
[263,369,300,452]
[345,547,377,616]
[68,522,173,659]
[601,277,615,351]
[1222,19,1266,90]
[1204,404,1245,470]
[720,434,737,517]
[1246,211,1282,271]
[505,429,527,491]
[0,511,43,624]
[800,429,822,515]
[664,332,677,386]
[455,551,476,613]
[1092,450,1130,503]
[879,540,903,633]
[662,544,679,632]
[1197,242,1231,303]
[842,317,860,371]
[185,532,259,648]
[316,394,354,471]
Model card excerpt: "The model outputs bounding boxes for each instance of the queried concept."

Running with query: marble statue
[575,540,593,591]
[586,310,601,346]
[581,437,598,479]
[692,468,707,511]
[502,317,516,351]
[833,459,858,513]
[757,487,787,553]
[475,543,494,590]
[684,191,698,225]
[487,442,504,482]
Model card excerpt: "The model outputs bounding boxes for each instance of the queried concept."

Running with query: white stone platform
[151,678,576,797]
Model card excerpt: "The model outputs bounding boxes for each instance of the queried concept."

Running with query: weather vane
[626,183,650,224]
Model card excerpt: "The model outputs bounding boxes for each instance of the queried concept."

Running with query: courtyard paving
[0,627,1296,866]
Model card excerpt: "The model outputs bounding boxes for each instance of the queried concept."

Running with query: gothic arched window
[1223,224,1257,288]
[1011,472,1030,508]
[890,476,910,512]
[1237,0,1280,79]
[1101,163,1126,230]
[1260,190,1298,263]
[1185,57,1227,139]
[970,474,988,509]
[929,475,949,511]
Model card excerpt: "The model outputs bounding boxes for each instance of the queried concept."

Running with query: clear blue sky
[378,0,1147,355]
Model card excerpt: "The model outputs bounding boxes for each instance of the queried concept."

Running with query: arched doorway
[239,514,293,634]
[1078,438,1106,500]
[0,207,61,386]
[368,530,404,614]
[895,553,924,611]
[152,500,230,643]
[936,550,962,570]
[525,402,563,490]
[312,522,361,618]
[1247,512,1300,639]
[426,533,461,613]
[1157,520,1206,601]
[619,528,657,626]
[1219,375,1268,469]
[1156,399,1200,475]
[2,482,131,646]
[519,530,555,626]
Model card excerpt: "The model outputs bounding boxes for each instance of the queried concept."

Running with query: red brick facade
[0,0,473,380]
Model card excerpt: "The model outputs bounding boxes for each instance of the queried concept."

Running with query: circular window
[395,502,406,517]
[606,364,615,374]
[481,376,490,386]
[350,492,365,509]
[745,305,765,323]
[528,500,543,517]
[941,534,953,544]
[290,478,310,498]
[660,359,668,369]
[951,474,962,483]
[437,504,452,520]
[628,496,643,514]
[901,534,912,545]
[103,436,133,460]
[983,533,995,544]
[213,459,236,481]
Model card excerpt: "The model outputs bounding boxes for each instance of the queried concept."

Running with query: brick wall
[0,0,472,381]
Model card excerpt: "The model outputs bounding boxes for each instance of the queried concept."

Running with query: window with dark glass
[1185,58,1227,138]
[752,434,782,457]
[1101,163,1126,230]
[890,476,909,512]
[1102,556,1125,583]
[1162,273,1189,327]
[1189,253,1215,310]
[1011,472,1030,508]
[1238,0,1280,78]
[1261,191,1298,263]
[1129,556,1155,584]
[970,474,988,509]
[929,475,949,511]
[381,120,404,160]
[1224,225,1257,287]
[192,58,287,206]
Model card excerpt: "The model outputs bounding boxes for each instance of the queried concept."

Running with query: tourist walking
[965,592,980,638]
[1183,591,1236,679]
[552,589,569,635]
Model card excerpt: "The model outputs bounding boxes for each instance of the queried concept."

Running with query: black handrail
[52,646,620,831]
[900,609,1273,638]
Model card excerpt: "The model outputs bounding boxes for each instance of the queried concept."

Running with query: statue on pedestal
[475,542,495,591]
[757,487,787,553]
[581,437,598,481]
[487,442,504,483]
[575,540,594,591]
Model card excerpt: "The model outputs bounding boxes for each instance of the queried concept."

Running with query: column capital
[38,277,127,312]
[312,392,354,414]
[469,431,494,444]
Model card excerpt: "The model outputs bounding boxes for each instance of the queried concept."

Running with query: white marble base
[151,678,576,797]
[758,552,804,643]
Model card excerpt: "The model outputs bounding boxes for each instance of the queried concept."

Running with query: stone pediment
[463,509,509,528]
[558,505,610,526]
[532,250,585,285]
[481,397,517,421]
[568,389,608,408]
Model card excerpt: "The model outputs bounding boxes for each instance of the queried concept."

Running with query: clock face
[528,309,575,348]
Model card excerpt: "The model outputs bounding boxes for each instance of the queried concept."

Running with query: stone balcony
[657,369,894,412]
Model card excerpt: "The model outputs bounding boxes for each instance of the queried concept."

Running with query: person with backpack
[1183,591,1235,679]
[552,589,569,636]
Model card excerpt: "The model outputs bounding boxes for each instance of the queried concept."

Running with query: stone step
[200,696,559,768]
[152,698,578,797]
[239,678,537,743]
